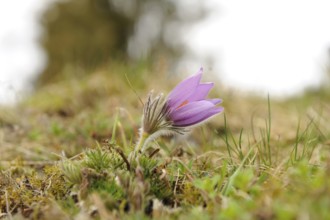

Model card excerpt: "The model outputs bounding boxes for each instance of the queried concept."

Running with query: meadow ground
[0,63,330,219]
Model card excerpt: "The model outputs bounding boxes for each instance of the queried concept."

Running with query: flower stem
[134,131,149,153]
[129,130,149,164]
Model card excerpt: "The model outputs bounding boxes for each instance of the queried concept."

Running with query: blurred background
[1,0,330,104]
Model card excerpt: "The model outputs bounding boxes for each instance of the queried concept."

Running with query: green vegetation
[1,63,330,219]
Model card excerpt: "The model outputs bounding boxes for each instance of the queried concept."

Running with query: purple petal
[169,100,223,126]
[170,100,214,121]
[167,68,203,109]
[207,98,222,105]
[187,83,214,102]
[174,106,224,127]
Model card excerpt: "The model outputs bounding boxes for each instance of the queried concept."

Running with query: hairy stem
[129,130,150,164]
[135,131,149,153]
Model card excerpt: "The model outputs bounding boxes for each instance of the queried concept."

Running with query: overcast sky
[1,0,330,104]
[0,0,48,104]
[186,0,330,96]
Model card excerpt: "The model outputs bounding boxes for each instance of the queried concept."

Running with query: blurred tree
[38,0,207,85]
[38,0,132,84]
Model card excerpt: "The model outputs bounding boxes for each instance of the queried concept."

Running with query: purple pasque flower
[135,67,223,153]
[166,67,223,127]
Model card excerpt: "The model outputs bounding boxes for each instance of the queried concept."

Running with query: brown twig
[149,148,160,158]
[113,147,131,171]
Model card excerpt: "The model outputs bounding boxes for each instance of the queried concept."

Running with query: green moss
[90,179,125,200]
